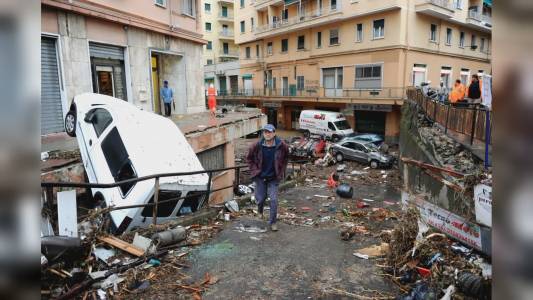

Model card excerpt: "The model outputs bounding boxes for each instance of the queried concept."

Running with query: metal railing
[219,49,239,56]
[219,30,235,37]
[254,3,342,34]
[218,87,406,99]
[421,0,454,10]
[406,87,492,145]
[218,12,234,19]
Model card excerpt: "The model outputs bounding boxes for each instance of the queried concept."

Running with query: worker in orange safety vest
[206,83,217,118]
[448,79,466,104]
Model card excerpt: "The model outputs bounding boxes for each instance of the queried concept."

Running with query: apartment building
[226,0,491,141]
[201,0,241,92]
[41,0,206,136]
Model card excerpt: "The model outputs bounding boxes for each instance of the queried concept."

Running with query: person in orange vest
[448,79,466,104]
[206,83,217,117]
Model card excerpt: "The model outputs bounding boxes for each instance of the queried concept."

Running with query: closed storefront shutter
[89,42,127,101]
[41,36,64,135]
[197,145,225,175]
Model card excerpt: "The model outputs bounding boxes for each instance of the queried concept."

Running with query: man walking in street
[246,124,289,231]
[160,80,174,117]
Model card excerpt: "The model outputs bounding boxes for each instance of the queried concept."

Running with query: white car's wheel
[335,152,344,162]
[370,160,379,169]
[65,111,77,137]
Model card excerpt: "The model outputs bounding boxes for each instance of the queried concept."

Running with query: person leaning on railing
[449,79,467,105]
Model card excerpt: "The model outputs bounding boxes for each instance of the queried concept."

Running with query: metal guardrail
[406,87,492,145]
[218,87,406,99]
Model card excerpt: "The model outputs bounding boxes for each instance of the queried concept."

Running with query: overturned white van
[65,93,208,233]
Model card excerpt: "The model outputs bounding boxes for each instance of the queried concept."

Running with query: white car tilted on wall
[65,93,209,234]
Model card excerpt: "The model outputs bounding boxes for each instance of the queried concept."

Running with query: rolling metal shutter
[41,36,64,135]
[197,145,225,175]
[89,42,124,60]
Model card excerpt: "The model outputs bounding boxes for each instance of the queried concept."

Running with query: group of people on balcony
[448,74,482,106]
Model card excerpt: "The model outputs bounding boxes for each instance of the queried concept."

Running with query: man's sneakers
[270,223,278,231]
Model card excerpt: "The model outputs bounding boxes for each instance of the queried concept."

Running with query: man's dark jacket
[246,136,289,181]
[468,81,481,99]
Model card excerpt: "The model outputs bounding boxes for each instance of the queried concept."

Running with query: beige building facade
[223,0,491,141]
[41,0,207,135]
[201,0,241,92]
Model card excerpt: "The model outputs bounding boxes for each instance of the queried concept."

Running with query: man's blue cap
[263,124,276,132]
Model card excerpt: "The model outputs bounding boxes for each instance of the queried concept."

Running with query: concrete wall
[43,9,205,115]
[399,100,474,219]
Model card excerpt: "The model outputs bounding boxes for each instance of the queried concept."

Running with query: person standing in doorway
[160,80,174,117]
[246,124,289,231]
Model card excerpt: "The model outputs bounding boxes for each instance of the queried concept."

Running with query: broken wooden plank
[97,236,145,257]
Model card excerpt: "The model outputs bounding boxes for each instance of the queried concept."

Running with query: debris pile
[383,208,492,299]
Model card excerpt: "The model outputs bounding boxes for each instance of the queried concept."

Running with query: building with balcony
[228,0,492,142]
[202,0,241,92]
[41,0,207,136]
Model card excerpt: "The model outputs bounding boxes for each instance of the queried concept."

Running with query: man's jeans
[254,178,279,225]
[164,103,171,116]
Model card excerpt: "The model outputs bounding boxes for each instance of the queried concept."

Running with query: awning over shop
[483,0,492,7]
[241,74,253,79]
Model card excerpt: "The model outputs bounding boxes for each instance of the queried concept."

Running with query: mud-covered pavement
[145,154,404,299]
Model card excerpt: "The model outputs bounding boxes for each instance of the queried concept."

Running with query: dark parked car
[331,139,393,169]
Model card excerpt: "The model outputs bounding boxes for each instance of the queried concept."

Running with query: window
[204,3,211,12]
[328,122,336,131]
[480,38,485,52]
[245,47,251,58]
[256,44,259,57]
[317,31,322,48]
[221,6,228,17]
[101,127,137,196]
[182,0,195,16]
[207,59,213,65]
[206,41,212,50]
[459,31,465,47]
[460,68,470,84]
[373,19,385,39]
[329,29,339,45]
[251,18,255,30]
[412,64,427,87]
[240,0,245,8]
[205,22,211,31]
[471,34,476,50]
[297,35,305,50]
[355,64,382,89]
[430,24,437,42]
[441,66,452,89]
[446,28,452,45]
[267,42,273,55]
[282,9,288,20]
[455,0,462,9]
[331,0,337,10]
[86,108,113,138]
[281,39,288,52]
[155,0,166,7]
[297,76,304,90]
[223,42,229,54]
[240,21,245,33]
[356,23,363,42]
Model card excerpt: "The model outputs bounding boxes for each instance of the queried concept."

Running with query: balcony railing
[219,49,239,57]
[218,12,234,20]
[468,9,492,26]
[254,3,342,34]
[218,87,406,99]
[219,30,235,37]
[423,0,454,10]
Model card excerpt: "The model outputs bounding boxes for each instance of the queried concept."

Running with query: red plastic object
[416,266,431,277]
[356,201,369,209]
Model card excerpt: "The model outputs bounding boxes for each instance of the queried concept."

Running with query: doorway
[354,110,386,134]
[95,66,114,96]
[266,107,278,127]
[282,77,288,96]
[151,55,161,114]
